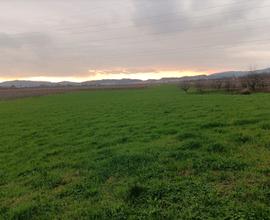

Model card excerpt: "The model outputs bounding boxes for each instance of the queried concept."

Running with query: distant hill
[256,67,270,74]
[0,79,144,88]
[208,71,246,79]
[0,80,55,88]
[208,67,270,79]
[145,75,208,84]
[57,81,80,86]
[81,79,143,86]
[1,68,270,88]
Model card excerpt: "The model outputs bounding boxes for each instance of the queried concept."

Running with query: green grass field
[0,85,270,219]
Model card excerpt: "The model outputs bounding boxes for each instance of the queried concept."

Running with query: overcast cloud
[0,0,270,81]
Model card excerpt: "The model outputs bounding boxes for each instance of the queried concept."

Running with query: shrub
[240,88,251,95]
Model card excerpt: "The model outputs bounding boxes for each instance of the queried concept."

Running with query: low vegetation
[0,85,270,219]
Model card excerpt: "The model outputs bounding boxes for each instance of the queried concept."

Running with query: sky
[0,0,270,82]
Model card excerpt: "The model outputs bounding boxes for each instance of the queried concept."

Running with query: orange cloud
[87,68,212,80]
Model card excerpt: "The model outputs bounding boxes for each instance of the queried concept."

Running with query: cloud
[88,68,160,76]
[131,0,265,34]
[196,0,264,28]
[131,0,190,33]
[0,32,52,49]
[0,0,270,80]
[0,33,20,49]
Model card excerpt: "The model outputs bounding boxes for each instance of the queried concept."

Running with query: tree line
[179,72,270,94]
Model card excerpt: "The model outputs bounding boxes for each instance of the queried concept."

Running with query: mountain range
[1,67,270,88]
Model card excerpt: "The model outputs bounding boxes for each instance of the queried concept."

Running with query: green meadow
[0,85,270,219]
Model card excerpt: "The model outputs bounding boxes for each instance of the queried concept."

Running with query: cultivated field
[0,85,270,219]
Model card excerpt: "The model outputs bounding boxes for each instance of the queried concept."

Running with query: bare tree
[257,74,267,89]
[223,79,232,92]
[194,80,204,93]
[239,77,248,89]
[245,65,261,91]
[179,81,190,93]
[212,80,223,90]
[247,74,261,91]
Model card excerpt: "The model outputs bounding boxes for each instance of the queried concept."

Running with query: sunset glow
[0,70,214,83]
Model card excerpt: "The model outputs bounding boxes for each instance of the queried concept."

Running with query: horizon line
[1,66,266,83]
[0,74,210,84]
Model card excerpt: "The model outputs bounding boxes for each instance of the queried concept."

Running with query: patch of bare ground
[0,85,147,100]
